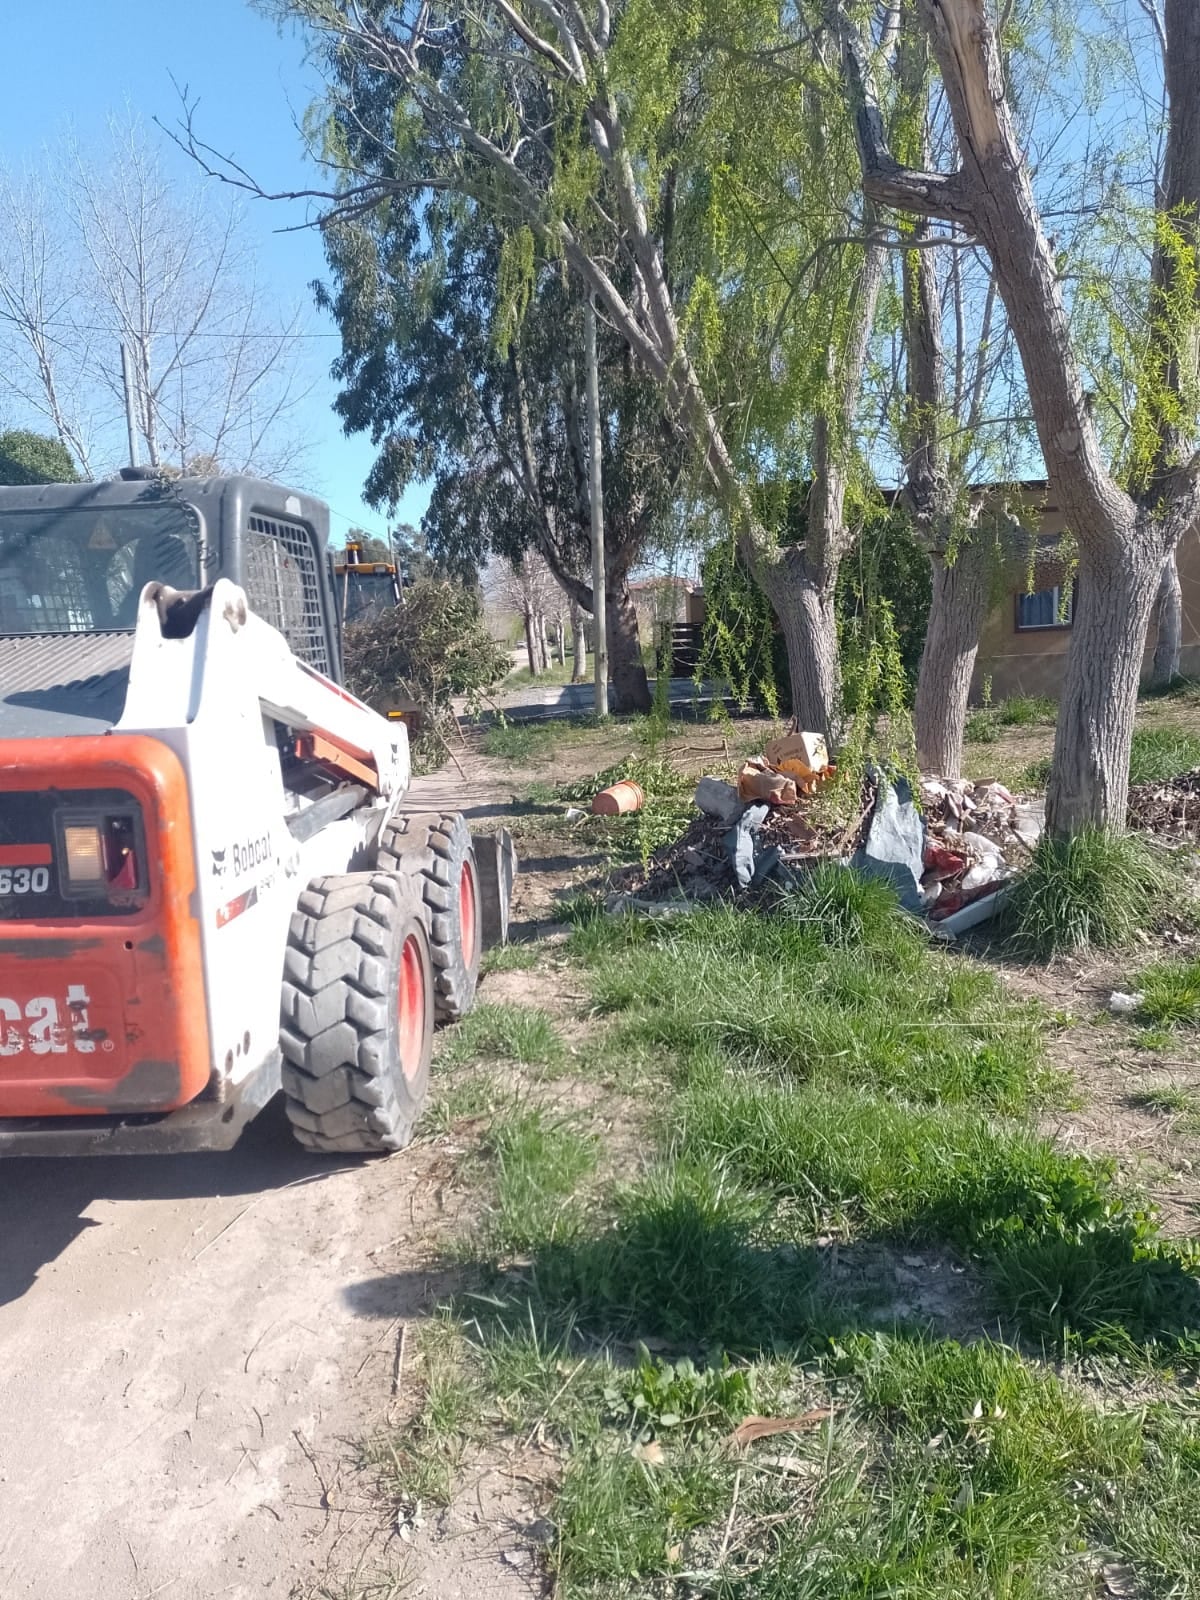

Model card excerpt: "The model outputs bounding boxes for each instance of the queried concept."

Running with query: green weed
[362,1321,477,1507]
[528,1162,819,1347]
[1130,1083,1200,1116]
[1015,754,1052,790]
[677,1075,1120,1251]
[778,860,923,950]
[996,694,1058,727]
[609,1349,755,1440]
[1003,827,1173,957]
[480,941,541,974]
[481,718,564,763]
[587,903,1045,1111]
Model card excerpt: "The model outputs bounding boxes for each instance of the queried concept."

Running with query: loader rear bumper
[0,1052,279,1155]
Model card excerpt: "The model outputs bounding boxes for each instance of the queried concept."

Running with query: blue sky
[0,0,431,549]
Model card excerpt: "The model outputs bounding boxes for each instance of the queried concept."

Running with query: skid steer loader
[0,471,514,1156]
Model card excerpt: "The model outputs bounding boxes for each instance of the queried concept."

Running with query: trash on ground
[1128,766,1200,839]
[1108,990,1146,1015]
[597,733,1039,932]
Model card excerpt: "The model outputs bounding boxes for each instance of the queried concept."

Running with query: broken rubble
[694,775,746,825]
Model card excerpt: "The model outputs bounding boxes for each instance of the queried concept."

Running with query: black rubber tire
[279,872,434,1154]
[376,811,481,1023]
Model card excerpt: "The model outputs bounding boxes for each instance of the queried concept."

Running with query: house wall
[971,517,1200,703]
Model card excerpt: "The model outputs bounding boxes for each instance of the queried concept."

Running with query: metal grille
[244,514,332,674]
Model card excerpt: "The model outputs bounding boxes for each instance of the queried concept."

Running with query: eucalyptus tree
[318,199,679,709]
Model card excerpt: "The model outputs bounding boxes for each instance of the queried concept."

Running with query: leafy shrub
[342,578,509,768]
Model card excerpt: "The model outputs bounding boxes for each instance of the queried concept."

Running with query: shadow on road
[0,1098,324,1310]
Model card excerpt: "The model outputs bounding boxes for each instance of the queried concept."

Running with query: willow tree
[838,0,1200,833]
[221,0,891,737]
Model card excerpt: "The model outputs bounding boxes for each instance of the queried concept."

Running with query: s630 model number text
[0,867,50,895]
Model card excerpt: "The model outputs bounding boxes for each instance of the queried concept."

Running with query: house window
[1015,583,1073,631]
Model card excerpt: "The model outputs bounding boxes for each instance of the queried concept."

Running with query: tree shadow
[340,1166,1200,1365]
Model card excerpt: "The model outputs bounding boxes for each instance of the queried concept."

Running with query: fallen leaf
[727,1410,834,1448]
[633,1439,666,1465]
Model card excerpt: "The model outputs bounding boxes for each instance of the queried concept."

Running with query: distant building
[971,486,1200,701]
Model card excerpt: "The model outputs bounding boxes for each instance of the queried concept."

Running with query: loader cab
[0,473,341,740]
[332,540,402,625]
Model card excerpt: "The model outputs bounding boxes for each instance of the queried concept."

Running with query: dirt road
[0,756,605,1600]
[0,1105,473,1599]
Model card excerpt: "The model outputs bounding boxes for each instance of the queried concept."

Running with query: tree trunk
[555,616,566,666]
[607,580,652,712]
[1046,548,1161,835]
[914,539,992,777]
[758,561,839,735]
[571,602,588,681]
[1151,550,1183,688]
[523,610,540,676]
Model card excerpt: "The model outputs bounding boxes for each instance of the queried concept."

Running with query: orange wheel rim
[459,860,479,967]
[398,933,425,1080]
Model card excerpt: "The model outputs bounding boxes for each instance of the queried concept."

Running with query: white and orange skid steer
[0,472,514,1155]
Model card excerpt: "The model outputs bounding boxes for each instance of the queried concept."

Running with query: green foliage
[1004,828,1174,958]
[835,597,919,802]
[478,1106,598,1254]
[697,538,781,715]
[440,1003,566,1071]
[0,430,78,485]
[837,508,932,686]
[583,901,1045,1112]
[342,578,509,768]
[1134,956,1200,1029]
[608,1348,754,1440]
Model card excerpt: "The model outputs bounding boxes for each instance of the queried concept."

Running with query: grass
[1135,955,1200,1028]
[374,860,1200,1595]
[1003,827,1174,957]
[584,900,1046,1111]
[480,940,541,974]
[477,1105,599,1254]
[362,1320,476,1506]
[1128,726,1200,784]
[438,1001,565,1071]
[480,718,567,763]
[966,694,1057,743]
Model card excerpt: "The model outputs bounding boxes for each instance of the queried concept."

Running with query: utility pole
[120,342,140,469]
[584,295,608,717]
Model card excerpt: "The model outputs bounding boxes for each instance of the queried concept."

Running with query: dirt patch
[988,950,1200,1235]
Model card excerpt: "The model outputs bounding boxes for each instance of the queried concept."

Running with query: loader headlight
[59,807,144,898]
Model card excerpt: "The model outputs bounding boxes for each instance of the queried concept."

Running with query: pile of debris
[610,733,1045,937]
[918,777,1045,924]
[1128,767,1200,839]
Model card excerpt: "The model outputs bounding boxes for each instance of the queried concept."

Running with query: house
[971,487,1200,701]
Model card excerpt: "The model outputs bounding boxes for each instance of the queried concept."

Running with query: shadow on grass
[345,1156,1200,1364]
